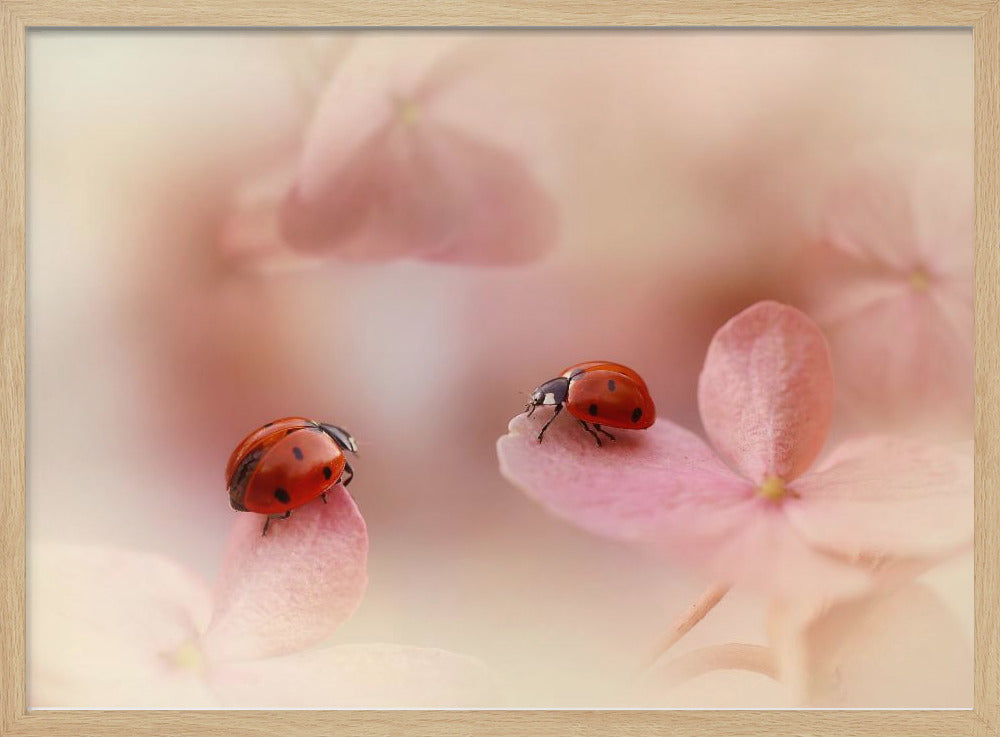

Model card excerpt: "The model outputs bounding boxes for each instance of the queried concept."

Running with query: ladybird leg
[594,424,616,442]
[321,492,328,504]
[261,511,292,536]
[578,420,603,447]
[341,460,355,488]
[536,404,563,443]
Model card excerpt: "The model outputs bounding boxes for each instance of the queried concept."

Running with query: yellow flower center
[758,475,787,501]
[164,639,203,673]
[909,268,931,291]
[395,98,421,126]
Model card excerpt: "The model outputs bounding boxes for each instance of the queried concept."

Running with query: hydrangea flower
[30,488,491,708]
[497,301,971,601]
[221,35,557,270]
[801,152,973,435]
[768,581,972,706]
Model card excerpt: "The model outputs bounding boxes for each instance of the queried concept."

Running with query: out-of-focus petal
[497,413,869,599]
[295,34,466,198]
[281,121,558,265]
[823,289,973,433]
[823,168,919,272]
[786,437,972,560]
[697,301,834,483]
[277,33,558,265]
[770,584,972,707]
[213,643,495,708]
[217,156,325,273]
[29,544,216,708]
[821,151,972,277]
[201,486,368,662]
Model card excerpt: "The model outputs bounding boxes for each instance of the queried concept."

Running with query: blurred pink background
[27,30,972,707]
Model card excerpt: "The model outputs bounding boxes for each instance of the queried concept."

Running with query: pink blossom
[497,301,971,600]
[769,582,972,706]
[30,488,492,708]
[799,152,973,435]
[221,36,557,269]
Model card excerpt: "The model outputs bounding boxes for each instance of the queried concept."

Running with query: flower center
[909,267,931,291]
[395,98,421,126]
[757,475,787,501]
[163,638,203,673]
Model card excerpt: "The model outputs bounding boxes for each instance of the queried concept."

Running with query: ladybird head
[525,376,570,416]
[319,423,359,455]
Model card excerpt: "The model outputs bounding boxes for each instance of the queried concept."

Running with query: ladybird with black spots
[226,417,359,535]
[524,361,656,446]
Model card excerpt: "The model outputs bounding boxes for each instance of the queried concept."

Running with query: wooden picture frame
[1,2,997,734]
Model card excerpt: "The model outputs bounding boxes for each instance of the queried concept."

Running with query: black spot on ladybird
[588,403,599,416]
[323,466,333,480]
[631,407,643,423]
[274,487,291,504]
[292,446,304,461]
[607,379,616,392]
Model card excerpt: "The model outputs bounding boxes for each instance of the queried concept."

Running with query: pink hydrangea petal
[217,155,324,273]
[212,643,494,708]
[29,544,216,707]
[786,436,972,560]
[295,34,464,198]
[823,289,973,432]
[908,155,973,278]
[498,413,869,599]
[697,301,835,483]
[201,486,368,662]
[822,151,972,277]
[770,584,972,707]
[805,273,908,329]
[698,499,871,600]
[281,119,558,264]
[498,412,747,543]
[823,169,920,272]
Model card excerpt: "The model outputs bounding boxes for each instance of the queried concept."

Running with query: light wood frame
[1,2,997,734]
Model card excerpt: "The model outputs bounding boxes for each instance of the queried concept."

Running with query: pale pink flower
[30,489,491,708]
[497,301,971,600]
[800,152,973,435]
[221,36,557,269]
[769,582,972,706]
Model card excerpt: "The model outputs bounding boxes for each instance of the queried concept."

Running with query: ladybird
[226,417,359,535]
[524,361,655,446]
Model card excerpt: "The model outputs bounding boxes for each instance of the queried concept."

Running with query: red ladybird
[226,417,359,535]
[525,361,656,446]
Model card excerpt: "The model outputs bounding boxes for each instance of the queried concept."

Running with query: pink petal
[29,544,216,707]
[823,167,921,272]
[213,643,494,708]
[279,34,558,265]
[698,301,835,483]
[295,34,466,198]
[201,486,368,662]
[281,119,558,265]
[822,151,972,277]
[771,584,972,707]
[786,436,972,560]
[823,286,973,433]
[217,155,325,274]
[498,413,869,599]
[498,411,745,543]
